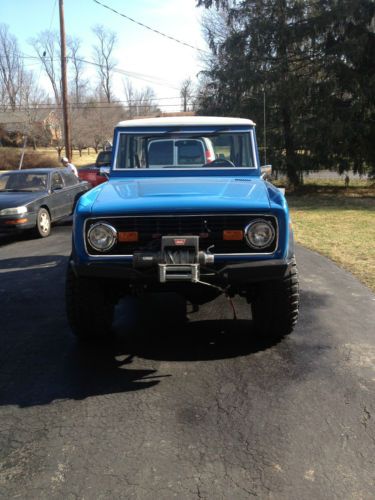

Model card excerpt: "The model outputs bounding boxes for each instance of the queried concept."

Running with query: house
[0,109,61,146]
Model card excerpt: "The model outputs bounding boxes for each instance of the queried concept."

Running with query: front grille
[86,214,278,255]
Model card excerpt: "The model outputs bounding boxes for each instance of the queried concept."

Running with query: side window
[176,140,204,165]
[115,135,142,169]
[51,172,64,189]
[61,171,78,187]
[148,140,174,166]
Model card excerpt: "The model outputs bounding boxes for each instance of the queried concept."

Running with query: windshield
[0,172,48,192]
[96,151,112,164]
[114,131,255,169]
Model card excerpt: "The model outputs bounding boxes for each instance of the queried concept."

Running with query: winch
[132,235,214,282]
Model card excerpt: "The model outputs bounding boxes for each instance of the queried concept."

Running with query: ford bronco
[66,116,299,340]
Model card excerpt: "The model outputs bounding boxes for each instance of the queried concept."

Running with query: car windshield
[0,172,48,192]
[114,131,255,169]
[97,151,112,164]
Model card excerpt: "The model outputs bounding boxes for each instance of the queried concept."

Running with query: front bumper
[0,214,36,232]
[72,257,292,285]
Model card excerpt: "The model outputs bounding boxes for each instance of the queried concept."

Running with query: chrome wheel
[36,208,51,237]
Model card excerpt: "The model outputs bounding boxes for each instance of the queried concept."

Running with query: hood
[0,191,46,211]
[89,177,271,215]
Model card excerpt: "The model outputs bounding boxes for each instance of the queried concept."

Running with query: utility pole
[263,88,266,166]
[18,135,27,169]
[59,0,71,161]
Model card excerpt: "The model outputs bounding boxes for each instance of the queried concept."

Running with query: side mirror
[99,166,110,178]
[260,164,272,179]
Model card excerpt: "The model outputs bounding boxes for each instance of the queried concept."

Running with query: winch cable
[166,248,195,264]
[226,295,238,321]
[165,251,238,320]
[195,279,238,320]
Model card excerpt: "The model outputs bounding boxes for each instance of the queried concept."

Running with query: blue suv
[66,116,299,340]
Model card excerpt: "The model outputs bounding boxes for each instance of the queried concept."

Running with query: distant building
[0,110,61,146]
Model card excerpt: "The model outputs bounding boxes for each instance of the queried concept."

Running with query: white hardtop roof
[116,116,255,128]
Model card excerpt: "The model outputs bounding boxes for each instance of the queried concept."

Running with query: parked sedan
[0,168,90,237]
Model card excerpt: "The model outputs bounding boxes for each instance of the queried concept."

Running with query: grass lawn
[0,147,98,170]
[286,182,375,292]
[70,150,97,167]
[30,148,98,168]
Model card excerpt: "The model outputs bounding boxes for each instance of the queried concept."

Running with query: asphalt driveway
[0,225,374,499]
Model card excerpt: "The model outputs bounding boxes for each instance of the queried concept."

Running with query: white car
[148,137,215,167]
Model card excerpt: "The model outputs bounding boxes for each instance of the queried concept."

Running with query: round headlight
[87,223,117,252]
[245,220,275,249]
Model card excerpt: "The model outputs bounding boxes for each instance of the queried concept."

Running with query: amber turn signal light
[5,218,28,225]
[118,231,139,242]
[223,230,243,240]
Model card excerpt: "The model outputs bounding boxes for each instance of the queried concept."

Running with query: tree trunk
[278,0,300,187]
[282,104,300,187]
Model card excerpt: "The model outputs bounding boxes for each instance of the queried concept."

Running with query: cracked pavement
[0,224,375,499]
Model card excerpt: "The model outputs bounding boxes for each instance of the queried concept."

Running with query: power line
[74,56,180,89]
[1,52,181,91]
[92,0,208,54]
[0,93,199,108]
[0,103,185,111]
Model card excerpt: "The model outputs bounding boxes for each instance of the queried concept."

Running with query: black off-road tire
[35,208,51,237]
[65,264,115,340]
[251,258,299,340]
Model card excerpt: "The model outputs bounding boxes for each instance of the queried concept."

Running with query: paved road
[0,224,374,499]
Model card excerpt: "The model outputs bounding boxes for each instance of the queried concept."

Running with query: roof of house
[0,110,57,125]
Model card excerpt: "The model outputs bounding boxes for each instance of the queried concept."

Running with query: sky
[0,0,209,111]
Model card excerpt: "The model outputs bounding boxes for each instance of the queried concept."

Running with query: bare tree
[29,30,61,105]
[67,36,88,104]
[73,98,124,153]
[92,25,117,103]
[180,78,194,112]
[70,106,91,156]
[21,71,51,149]
[20,69,47,108]
[123,78,136,118]
[0,24,24,110]
[123,79,160,118]
[0,82,7,108]
[0,24,55,150]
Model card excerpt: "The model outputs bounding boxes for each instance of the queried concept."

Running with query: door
[60,170,84,214]
[50,171,70,219]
